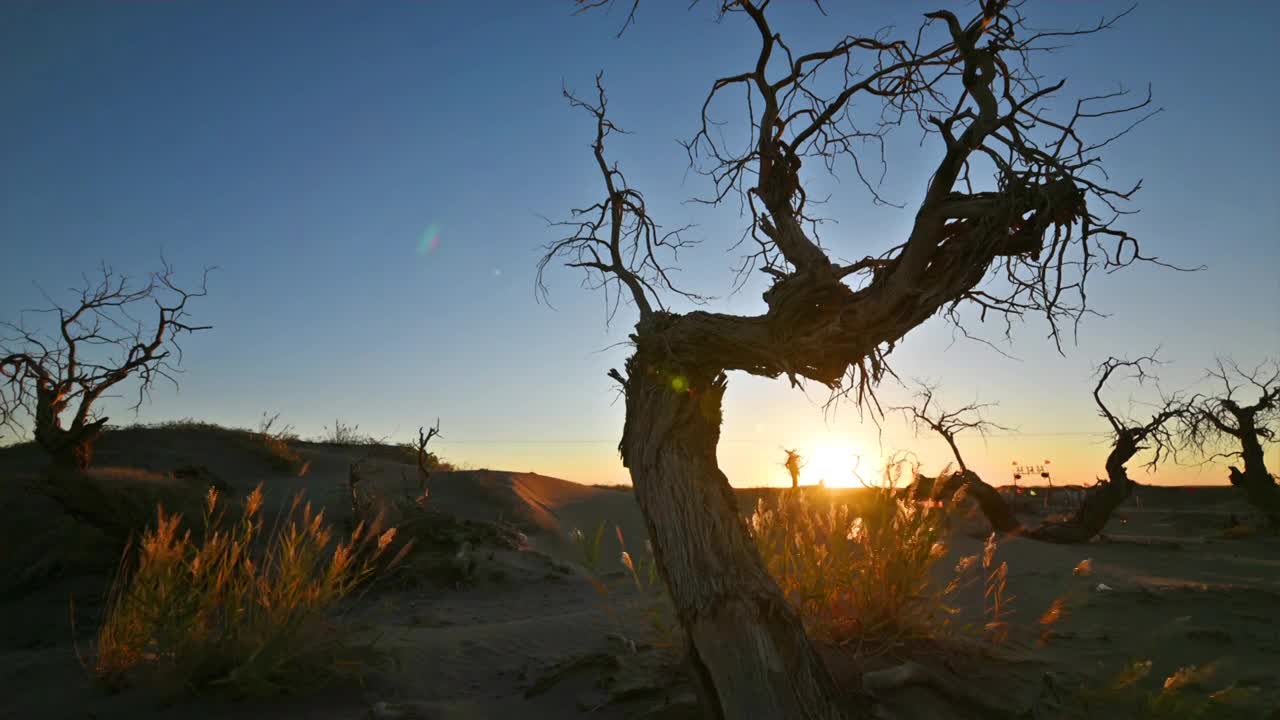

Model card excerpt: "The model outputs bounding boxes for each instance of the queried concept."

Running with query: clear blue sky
[2,1,1277,486]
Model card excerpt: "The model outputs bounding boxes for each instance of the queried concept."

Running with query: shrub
[92,484,400,697]
[321,419,369,446]
[253,412,305,475]
[749,486,964,650]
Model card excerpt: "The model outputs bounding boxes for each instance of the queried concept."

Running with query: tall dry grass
[1071,659,1266,719]
[749,486,962,649]
[254,412,306,475]
[749,447,1018,654]
[571,522,679,648]
[92,484,405,697]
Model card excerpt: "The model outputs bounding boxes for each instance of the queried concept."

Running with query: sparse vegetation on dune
[93,484,403,697]
[570,521,679,648]
[1066,659,1268,720]
[369,494,532,588]
[0,416,1276,719]
[253,412,306,475]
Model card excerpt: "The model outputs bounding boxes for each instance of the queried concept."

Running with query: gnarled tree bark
[544,2,1164,716]
[619,353,847,719]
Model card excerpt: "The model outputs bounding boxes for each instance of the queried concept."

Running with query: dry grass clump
[571,522,679,648]
[92,484,401,697]
[253,412,306,475]
[749,450,1017,653]
[1071,659,1266,719]
[321,418,370,446]
[749,486,962,649]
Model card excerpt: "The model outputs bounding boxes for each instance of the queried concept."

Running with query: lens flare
[417,223,442,256]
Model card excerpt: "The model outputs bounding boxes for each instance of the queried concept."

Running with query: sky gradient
[3,0,1278,487]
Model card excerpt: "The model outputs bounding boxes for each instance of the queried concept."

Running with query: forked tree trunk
[35,424,100,470]
[32,386,103,470]
[618,357,851,720]
[948,435,1141,544]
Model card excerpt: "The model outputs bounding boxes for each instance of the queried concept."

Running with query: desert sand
[1,424,1277,719]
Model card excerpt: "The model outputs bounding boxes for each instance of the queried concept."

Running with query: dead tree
[542,3,1165,717]
[414,420,442,500]
[896,356,1182,543]
[889,384,1014,520]
[1177,359,1280,526]
[782,447,804,489]
[0,261,211,469]
[1062,354,1184,538]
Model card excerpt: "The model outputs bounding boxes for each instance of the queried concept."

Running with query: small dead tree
[544,2,1168,716]
[1177,359,1280,526]
[414,419,442,501]
[782,447,805,489]
[0,261,212,469]
[1068,354,1184,535]
[890,384,1011,511]
[896,356,1183,543]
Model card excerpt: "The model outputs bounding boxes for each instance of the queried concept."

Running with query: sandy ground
[1,426,1277,719]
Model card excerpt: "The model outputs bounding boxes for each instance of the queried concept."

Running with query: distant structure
[1012,459,1053,507]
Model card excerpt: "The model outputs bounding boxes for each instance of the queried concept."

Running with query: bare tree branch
[890,382,1008,472]
[0,260,213,468]
[537,73,705,326]
[1176,358,1280,524]
[894,357,1183,544]
[560,0,1177,410]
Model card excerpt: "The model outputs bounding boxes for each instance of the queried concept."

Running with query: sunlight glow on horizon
[796,439,872,489]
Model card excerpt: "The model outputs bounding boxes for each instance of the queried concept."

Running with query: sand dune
[2,425,1278,719]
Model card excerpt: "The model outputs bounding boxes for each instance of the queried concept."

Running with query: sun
[800,439,868,488]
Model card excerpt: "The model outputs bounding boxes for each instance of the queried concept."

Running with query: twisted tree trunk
[945,432,1142,544]
[1229,421,1280,527]
[32,385,105,470]
[618,352,852,720]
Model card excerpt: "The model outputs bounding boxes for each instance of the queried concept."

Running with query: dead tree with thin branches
[414,420,442,500]
[542,2,1170,716]
[1069,354,1185,536]
[1177,359,1280,527]
[0,261,212,469]
[897,356,1183,543]
[889,383,1013,515]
